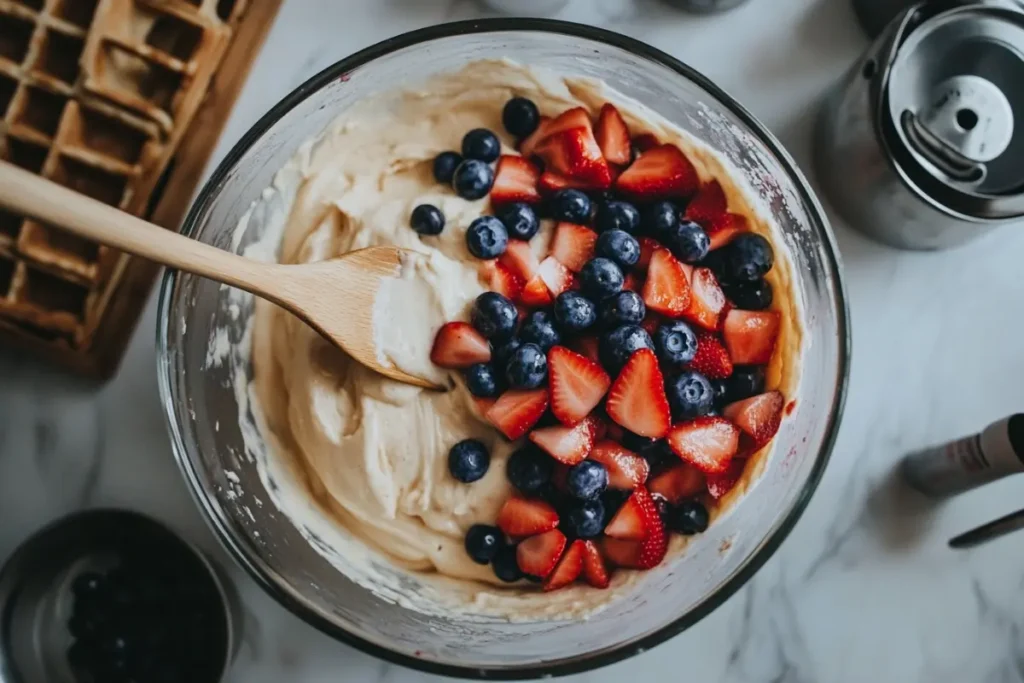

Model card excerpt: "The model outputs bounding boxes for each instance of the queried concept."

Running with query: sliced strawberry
[568,335,601,364]
[537,256,576,297]
[595,103,631,166]
[520,275,554,307]
[686,332,733,379]
[643,248,691,317]
[723,390,784,448]
[480,260,524,301]
[603,489,667,568]
[631,133,661,153]
[486,388,549,440]
[615,144,699,201]
[491,155,541,205]
[635,238,661,272]
[537,127,613,190]
[622,272,643,293]
[499,239,541,282]
[707,459,745,499]
[548,346,611,426]
[599,537,643,568]
[550,222,598,273]
[603,418,626,442]
[589,440,649,490]
[543,539,584,591]
[517,529,568,579]
[667,416,741,474]
[684,180,727,224]
[471,397,496,420]
[541,107,592,138]
[706,212,749,250]
[722,309,780,365]
[648,461,706,503]
[604,496,648,540]
[581,540,610,588]
[430,322,491,369]
[605,349,671,438]
[680,267,726,330]
[496,497,559,537]
[529,415,599,465]
[539,170,592,193]
[518,115,551,157]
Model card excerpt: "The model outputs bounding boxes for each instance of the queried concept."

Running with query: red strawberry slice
[517,529,568,579]
[615,144,699,201]
[602,489,667,568]
[568,335,601,364]
[491,155,541,205]
[722,309,780,365]
[539,170,592,193]
[643,248,692,317]
[589,440,649,490]
[667,416,741,474]
[496,497,559,537]
[605,489,652,540]
[686,332,733,379]
[486,388,549,440]
[499,239,541,282]
[647,462,706,503]
[680,267,726,330]
[595,103,631,166]
[636,237,661,272]
[543,539,585,591]
[723,390,784,448]
[706,459,745,499]
[519,115,551,157]
[706,212,749,250]
[599,537,643,568]
[529,415,599,465]
[430,322,491,369]
[520,275,554,307]
[581,540,610,589]
[536,126,613,190]
[537,256,576,297]
[480,261,524,301]
[684,180,727,224]
[548,346,611,426]
[605,349,671,438]
[541,107,593,138]
[631,133,661,153]
[603,419,626,442]
[550,222,598,273]
[622,271,643,293]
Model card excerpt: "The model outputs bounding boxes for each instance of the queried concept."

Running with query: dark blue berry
[520,310,561,352]
[502,97,540,138]
[663,220,710,264]
[553,292,597,333]
[727,365,766,403]
[506,445,554,495]
[433,151,463,184]
[492,338,522,372]
[654,320,698,365]
[448,439,490,483]
[666,371,715,420]
[550,189,592,223]
[723,278,773,310]
[465,363,502,398]
[506,343,548,389]
[466,216,508,259]
[625,434,673,468]
[567,460,609,500]
[595,201,641,234]
[723,233,774,281]
[701,248,727,279]
[601,490,630,523]
[600,290,645,328]
[492,544,523,582]
[579,258,624,299]
[595,229,640,269]
[465,524,502,564]
[667,500,709,534]
[711,378,729,409]
[453,159,494,200]
[566,499,606,538]
[496,202,539,240]
[651,493,671,521]
[600,324,654,373]
[643,201,679,237]
[409,204,445,235]
[471,292,518,340]
[461,128,501,162]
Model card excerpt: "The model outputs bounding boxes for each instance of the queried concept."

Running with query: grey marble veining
[3,0,1024,681]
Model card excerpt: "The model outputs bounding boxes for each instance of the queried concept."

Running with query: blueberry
[448,439,490,483]
[452,159,495,200]
[666,371,715,420]
[601,490,630,523]
[492,338,523,372]
[723,278,773,310]
[595,201,641,234]
[600,290,645,328]
[466,216,508,259]
[663,220,710,264]
[465,524,502,564]
[567,460,609,500]
[506,445,554,495]
[492,544,523,583]
[462,128,501,163]
[643,200,679,237]
[710,378,729,409]
[496,202,540,241]
[599,324,654,373]
[433,151,463,184]
[667,500,710,535]
[409,204,445,236]
[550,189,592,223]
[506,343,548,389]
[502,97,541,138]
[471,291,518,340]
[701,248,727,279]
[595,229,640,269]
[465,363,502,398]
[727,365,766,403]
[519,310,561,352]
[654,320,698,365]
[651,493,671,521]
[722,233,774,281]
[579,258,624,300]
[553,292,597,333]
[624,434,673,468]
[566,499,606,538]
[72,571,105,598]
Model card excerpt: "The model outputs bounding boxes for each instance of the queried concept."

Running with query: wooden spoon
[0,161,442,390]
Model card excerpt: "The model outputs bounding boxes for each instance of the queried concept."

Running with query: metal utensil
[949,507,1024,548]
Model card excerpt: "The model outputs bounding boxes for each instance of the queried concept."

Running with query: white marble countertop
[4,0,1024,681]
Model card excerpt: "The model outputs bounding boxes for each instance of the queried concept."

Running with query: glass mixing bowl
[156,19,850,679]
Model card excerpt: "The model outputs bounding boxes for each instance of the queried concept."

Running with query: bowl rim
[155,17,851,680]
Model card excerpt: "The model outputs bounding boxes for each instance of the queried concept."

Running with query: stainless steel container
[815,2,1024,250]
[853,0,1024,37]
